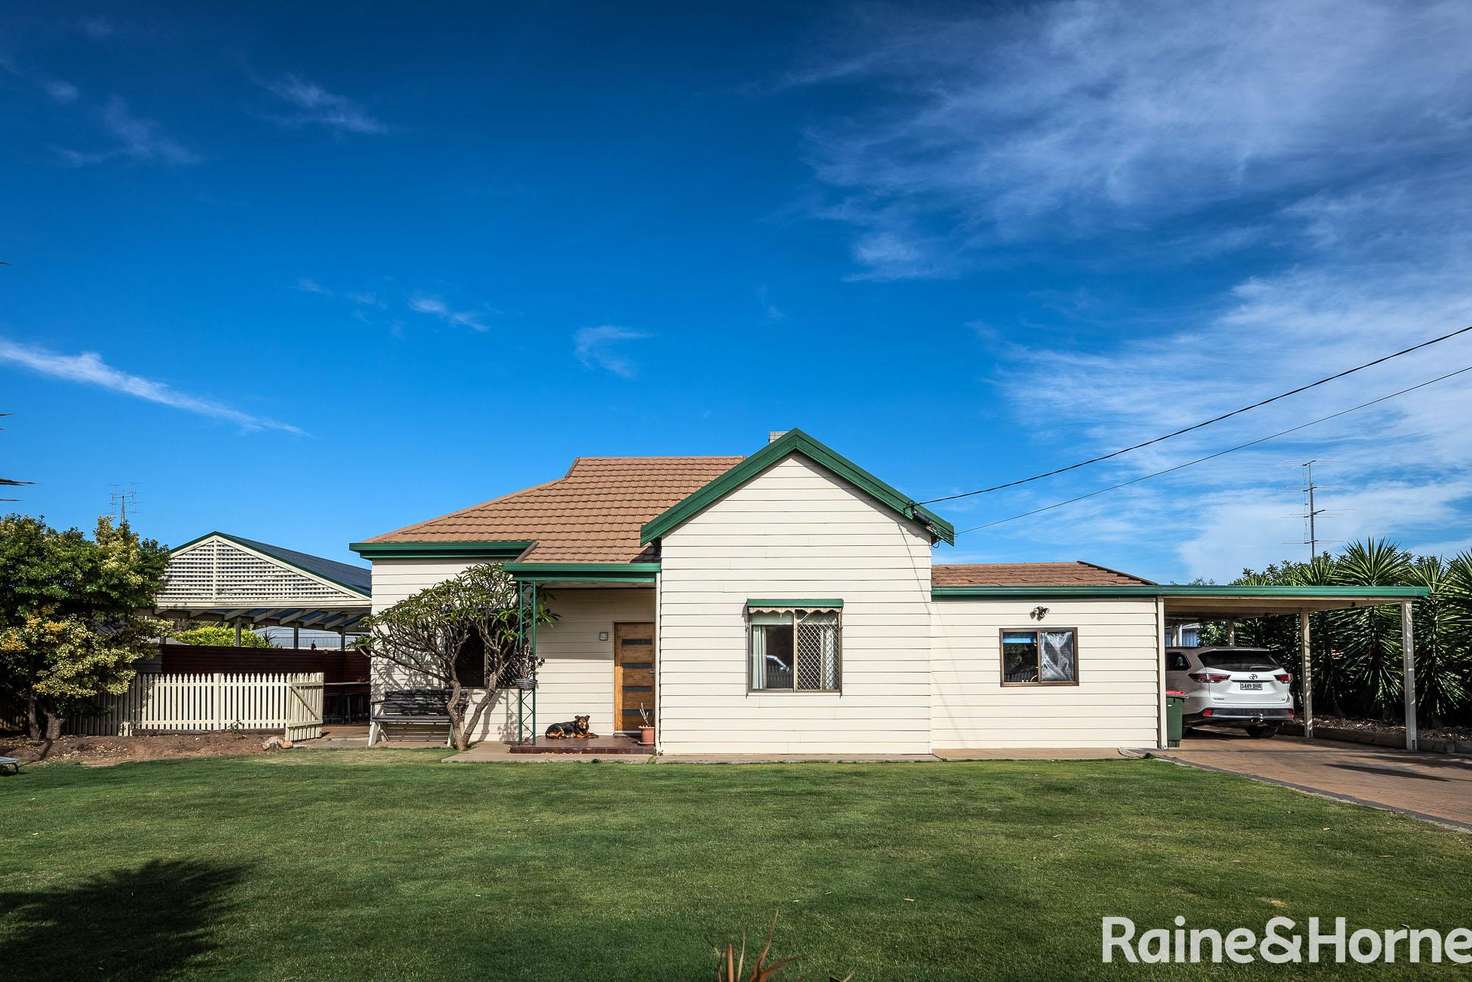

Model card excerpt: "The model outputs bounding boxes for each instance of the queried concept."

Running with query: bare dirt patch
[0,731,274,767]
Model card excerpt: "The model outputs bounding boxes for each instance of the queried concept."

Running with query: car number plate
[1238,682,1263,691]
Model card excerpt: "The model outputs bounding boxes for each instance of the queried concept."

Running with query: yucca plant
[714,917,852,982]
[1296,553,1355,717]
[1331,540,1414,720]
[715,923,795,982]
[1419,553,1472,726]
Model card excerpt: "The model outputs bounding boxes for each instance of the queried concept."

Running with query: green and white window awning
[745,599,843,615]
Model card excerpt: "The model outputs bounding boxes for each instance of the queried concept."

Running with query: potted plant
[637,702,655,746]
[509,652,542,691]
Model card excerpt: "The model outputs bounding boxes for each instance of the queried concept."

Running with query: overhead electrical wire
[954,362,1472,535]
[919,323,1472,505]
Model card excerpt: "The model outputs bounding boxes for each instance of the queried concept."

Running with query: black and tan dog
[544,714,596,739]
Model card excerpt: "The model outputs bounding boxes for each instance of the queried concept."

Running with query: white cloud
[0,336,301,434]
[41,79,79,104]
[261,75,387,135]
[1177,479,1472,581]
[296,277,332,296]
[408,294,489,332]
[55,96,199,167]
[574,325,651,378]
[79,16,114,40]
[815,1,1472,578]
[756,284,784,321]
[800,0,1472,278]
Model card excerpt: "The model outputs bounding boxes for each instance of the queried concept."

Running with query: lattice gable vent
[158,537,363,605]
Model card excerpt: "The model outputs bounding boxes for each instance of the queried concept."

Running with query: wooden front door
[613,622,655,733]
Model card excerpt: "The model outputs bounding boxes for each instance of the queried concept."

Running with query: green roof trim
[746,598,844,608]
[932,585,1430,600]
[504,562,661,585]
[1157,585,1427,597]
[172,531,371,596]
[639,429,955,546]
[514,577,657,586]
[349,541,533,560]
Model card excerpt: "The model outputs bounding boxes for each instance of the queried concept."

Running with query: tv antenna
[109,485,138,524]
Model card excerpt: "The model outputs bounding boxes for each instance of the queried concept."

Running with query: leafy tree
[361,563,554,751]
[0,515,169,739]
[170,624,272,648]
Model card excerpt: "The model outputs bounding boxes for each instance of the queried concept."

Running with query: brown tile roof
[932,561,1154,587]
[364,456,745,562]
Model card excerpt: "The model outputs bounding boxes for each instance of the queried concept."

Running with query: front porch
[508,734,649,755]
[489,575,657,746]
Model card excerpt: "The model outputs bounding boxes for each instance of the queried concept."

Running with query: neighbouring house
[156,531,374,720]
[351,429,1426,753]
[158,531,373,646]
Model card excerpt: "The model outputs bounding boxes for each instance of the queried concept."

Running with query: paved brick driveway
[1158,731,1472,830]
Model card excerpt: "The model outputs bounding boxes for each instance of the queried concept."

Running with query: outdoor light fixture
[1030,606,1049,621]
[598,631,609,641]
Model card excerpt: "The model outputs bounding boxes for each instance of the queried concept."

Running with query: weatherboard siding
[368,559,643,741]
[929,599,1160,748]
[657,454,934,754]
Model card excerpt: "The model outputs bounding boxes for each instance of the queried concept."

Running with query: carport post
[1299,611,1313,740]
[1156,596,1168,749]
[1402,600,1418,752]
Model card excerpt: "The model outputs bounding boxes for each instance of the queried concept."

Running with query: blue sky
[4,1,1472,582]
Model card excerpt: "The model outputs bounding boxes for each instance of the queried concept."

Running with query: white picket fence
[67,672,324,741]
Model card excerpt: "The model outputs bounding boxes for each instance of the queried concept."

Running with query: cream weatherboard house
[351,429,1425,753]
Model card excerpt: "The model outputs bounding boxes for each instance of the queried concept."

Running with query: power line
[921,323,1472,505]
[955,362,1472,535]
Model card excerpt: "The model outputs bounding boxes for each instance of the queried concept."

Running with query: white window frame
[746,607,842,693]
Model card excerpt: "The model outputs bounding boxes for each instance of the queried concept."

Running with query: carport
[155,531,372,645]
[1153,586,1430,751]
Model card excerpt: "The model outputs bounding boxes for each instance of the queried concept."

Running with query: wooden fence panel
[286,674,325,742]
[65,672,325,738]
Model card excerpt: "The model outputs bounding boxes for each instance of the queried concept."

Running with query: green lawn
[2,751,1468,980]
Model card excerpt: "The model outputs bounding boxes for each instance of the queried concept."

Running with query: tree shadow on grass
[0,858,246,980]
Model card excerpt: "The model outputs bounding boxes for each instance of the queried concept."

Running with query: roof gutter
[503,562,660,585]
[932,585,1430,600]
[349,541,533,560]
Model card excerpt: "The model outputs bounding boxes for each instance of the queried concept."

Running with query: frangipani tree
[360,563,553,750]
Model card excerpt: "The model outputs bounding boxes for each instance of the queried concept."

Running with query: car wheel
[1247,725,1280,739]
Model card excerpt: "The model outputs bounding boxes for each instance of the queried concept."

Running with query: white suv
[1165,646,1296,738]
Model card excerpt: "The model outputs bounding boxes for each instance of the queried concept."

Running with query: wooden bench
[0,756,19,776]
[369,689,466,746]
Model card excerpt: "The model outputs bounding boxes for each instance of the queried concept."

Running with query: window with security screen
[748,606,841,692]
